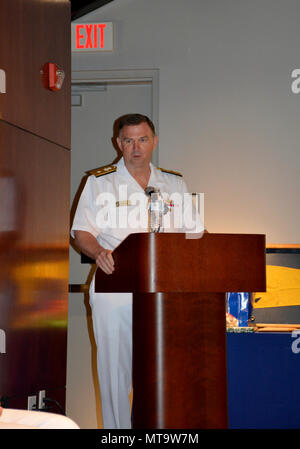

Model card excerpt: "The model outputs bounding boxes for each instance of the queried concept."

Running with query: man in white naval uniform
[71,114,204,429]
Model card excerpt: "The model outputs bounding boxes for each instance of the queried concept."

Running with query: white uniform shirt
[71,158,204,430]
[71,157,204,251]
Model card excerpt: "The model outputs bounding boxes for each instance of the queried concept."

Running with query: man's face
[117,122,158,171]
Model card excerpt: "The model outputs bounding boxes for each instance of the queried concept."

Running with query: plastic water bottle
[145,187,168,232]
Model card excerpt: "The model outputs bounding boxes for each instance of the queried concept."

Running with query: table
[227,332,300,428]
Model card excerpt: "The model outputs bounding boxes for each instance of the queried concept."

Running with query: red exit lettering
[76,23,107,49]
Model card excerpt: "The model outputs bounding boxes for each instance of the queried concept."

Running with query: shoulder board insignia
[158,167,182,177]
[88,165,117,178]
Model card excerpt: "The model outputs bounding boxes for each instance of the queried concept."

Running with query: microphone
[144,186,156,197]
[145,186,168,232]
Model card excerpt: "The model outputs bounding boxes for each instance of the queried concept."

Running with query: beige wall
[72,0,300,244]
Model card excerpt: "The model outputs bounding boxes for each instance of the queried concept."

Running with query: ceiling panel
[71,0,114,20]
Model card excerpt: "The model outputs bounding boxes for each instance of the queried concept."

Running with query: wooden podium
[95,232,266,429]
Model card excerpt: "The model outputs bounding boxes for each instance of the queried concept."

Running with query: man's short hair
[118,114,156,136]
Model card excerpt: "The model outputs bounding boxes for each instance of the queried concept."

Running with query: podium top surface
[95,232,266,293]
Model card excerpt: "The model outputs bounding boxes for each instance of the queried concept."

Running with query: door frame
[71,69,159,165]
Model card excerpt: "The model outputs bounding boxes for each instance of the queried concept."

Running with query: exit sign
[71,22,113,52]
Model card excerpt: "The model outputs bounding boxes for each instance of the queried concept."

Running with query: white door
[70,80,153,283]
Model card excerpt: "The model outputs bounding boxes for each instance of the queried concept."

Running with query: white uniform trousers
[89,278,132,429]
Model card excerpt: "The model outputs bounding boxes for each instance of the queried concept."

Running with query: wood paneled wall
[0,0,71,148]
[0,0,70,413]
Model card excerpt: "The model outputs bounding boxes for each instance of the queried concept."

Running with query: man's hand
[73,230,115,275]
[95,248,115,275]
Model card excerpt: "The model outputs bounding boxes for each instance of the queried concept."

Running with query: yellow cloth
[253,265,300,308]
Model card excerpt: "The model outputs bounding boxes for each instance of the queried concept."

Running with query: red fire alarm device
[41,63,65,91]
